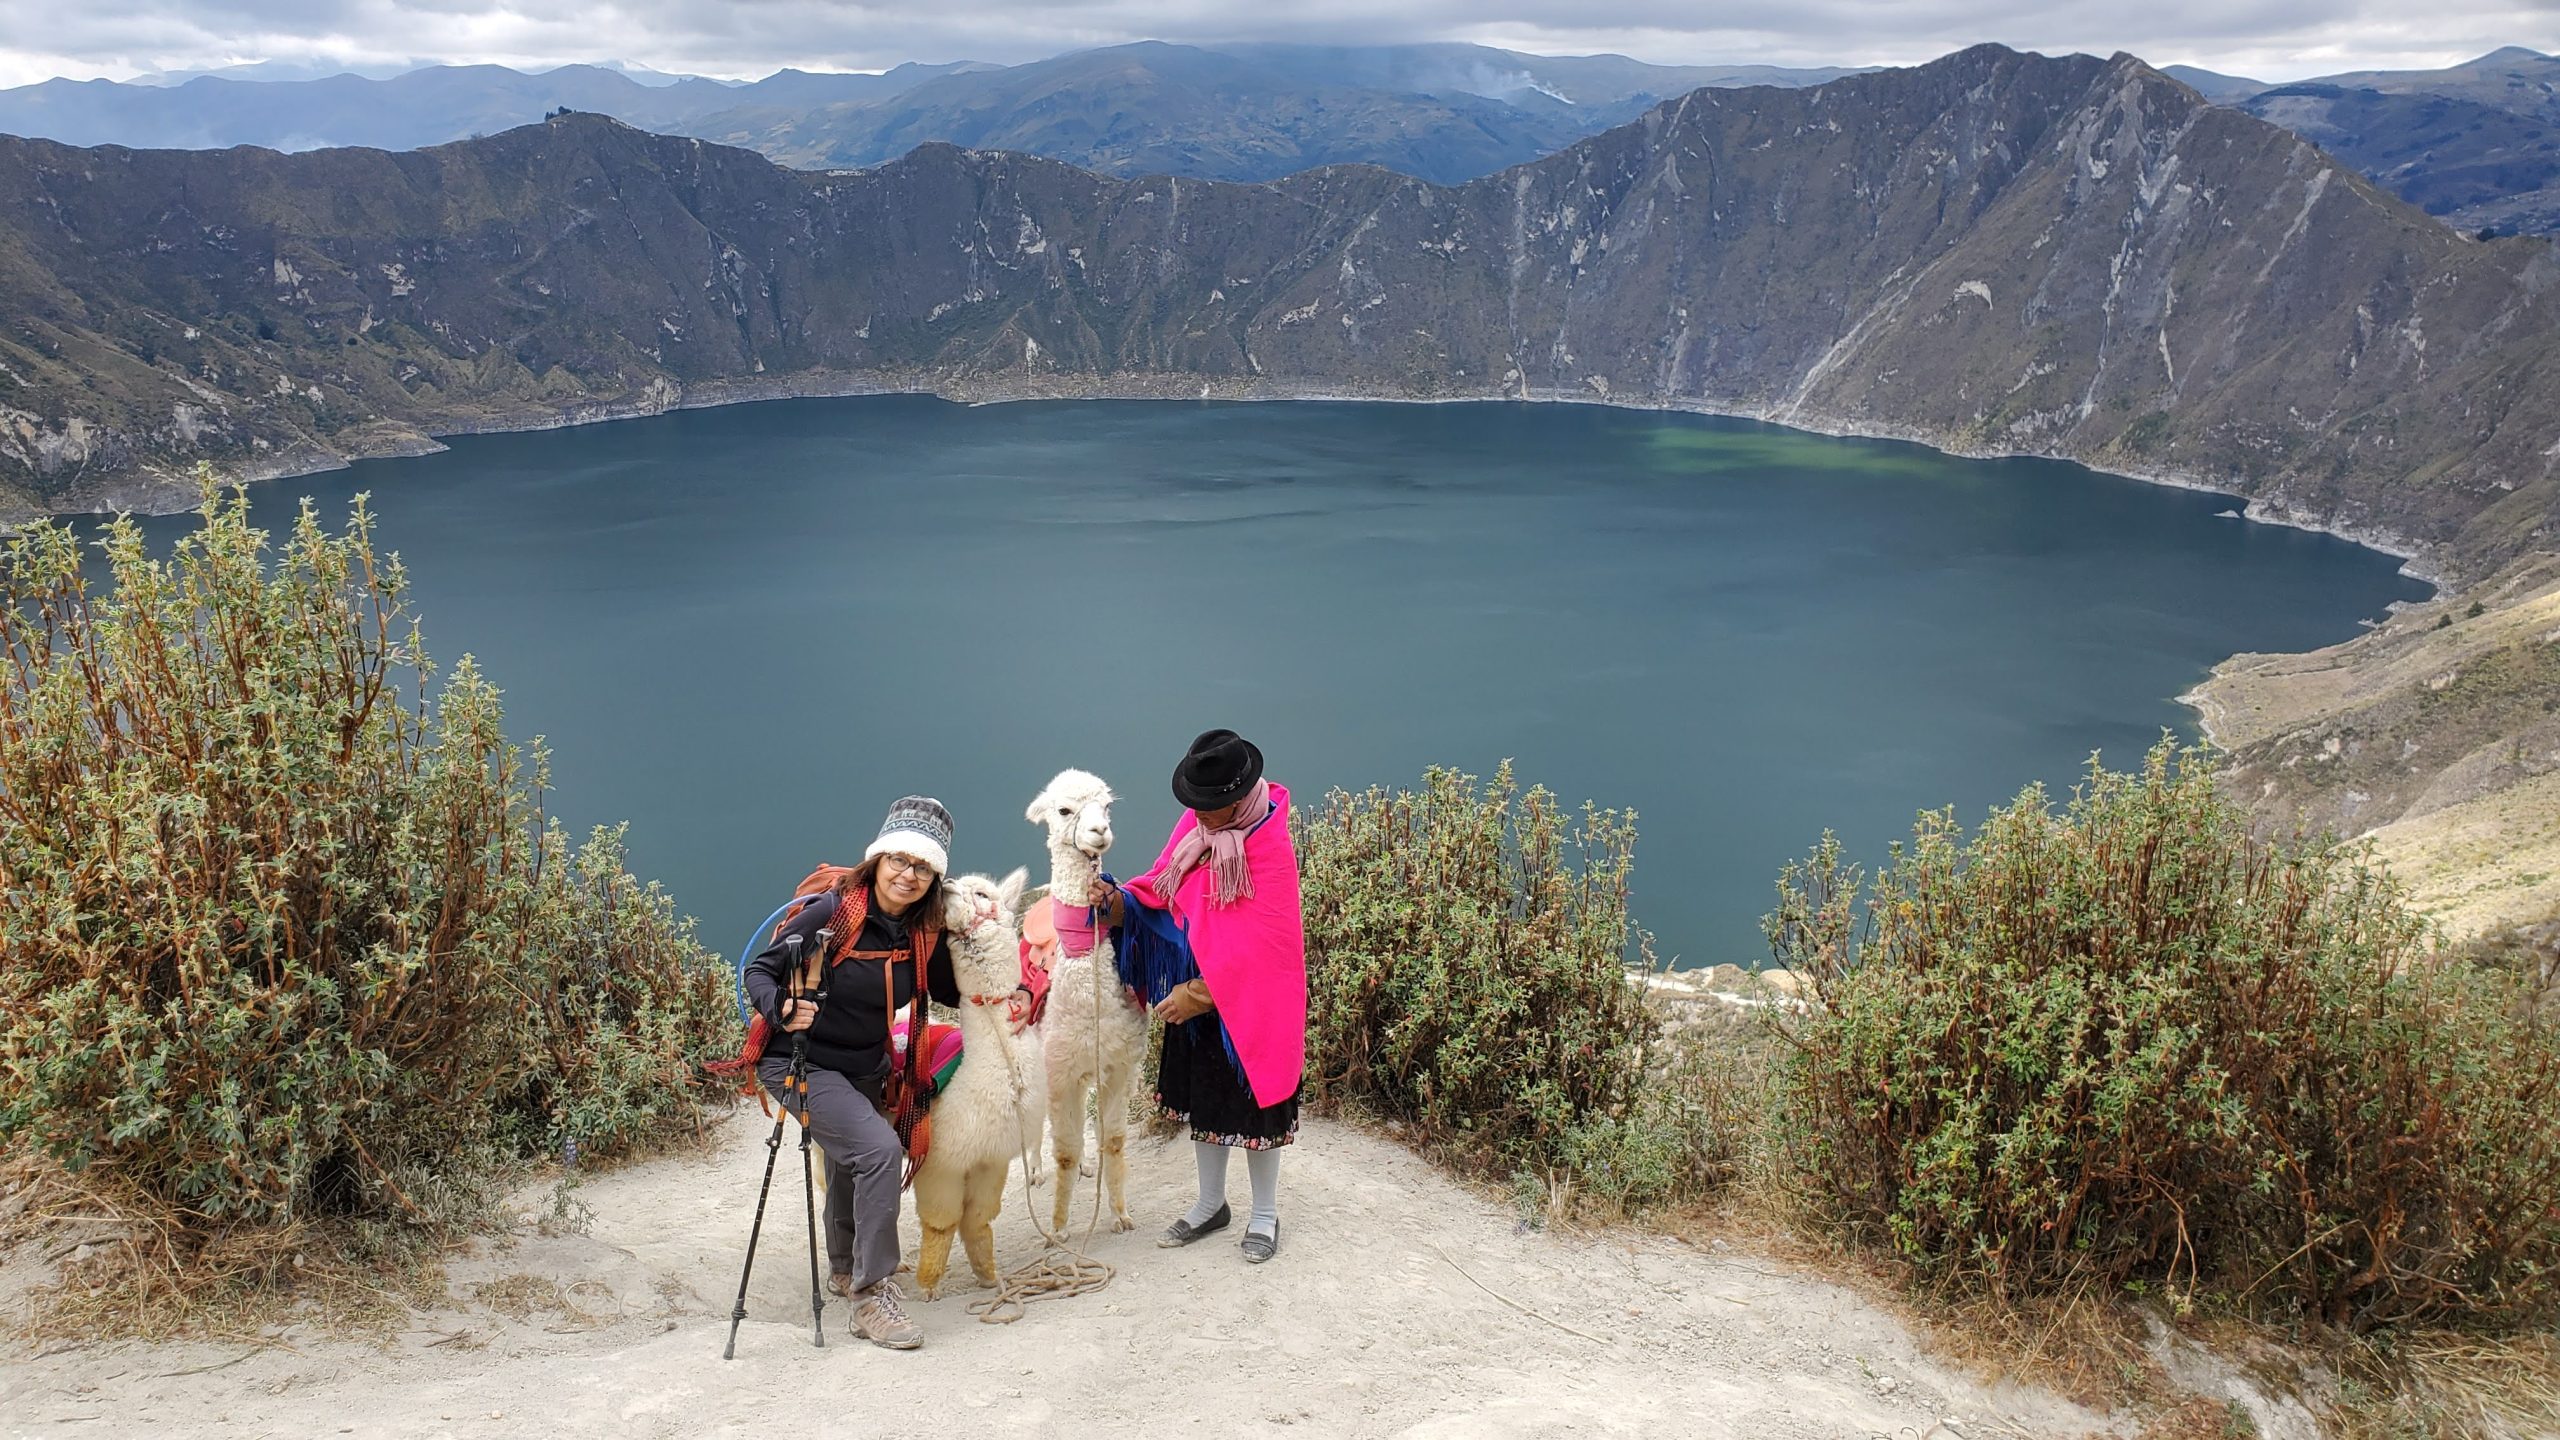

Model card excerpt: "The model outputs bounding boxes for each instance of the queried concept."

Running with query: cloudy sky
[0,0,2552,90]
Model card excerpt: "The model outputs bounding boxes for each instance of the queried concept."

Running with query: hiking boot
[827,1272,857,1300]
[850,1280,922,1350]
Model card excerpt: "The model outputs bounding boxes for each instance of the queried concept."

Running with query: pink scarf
[1158,778,1272,907]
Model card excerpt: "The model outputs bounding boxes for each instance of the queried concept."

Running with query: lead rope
[968,887,1118,1324]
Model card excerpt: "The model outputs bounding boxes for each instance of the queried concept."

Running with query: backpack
[706,865,948,1183]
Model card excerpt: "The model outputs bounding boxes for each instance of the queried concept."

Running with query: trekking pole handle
[769,932,803,1026]
[807,926,834,996]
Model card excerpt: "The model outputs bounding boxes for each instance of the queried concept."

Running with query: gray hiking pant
[757,1056,904,1289]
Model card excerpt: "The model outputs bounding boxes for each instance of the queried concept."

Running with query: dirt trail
[1,1111,2119,1438]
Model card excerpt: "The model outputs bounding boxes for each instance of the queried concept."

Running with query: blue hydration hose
[734,896,812,1024]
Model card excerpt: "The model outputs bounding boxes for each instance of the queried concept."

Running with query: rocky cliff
[4,45,2556,574]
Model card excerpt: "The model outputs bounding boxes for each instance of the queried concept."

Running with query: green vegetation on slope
[2,493,2552,1428]
[0,482,731,1293]
[1299,746,2560,1342]
[1769,741,2560,1334]
[1297,765,1757,1218]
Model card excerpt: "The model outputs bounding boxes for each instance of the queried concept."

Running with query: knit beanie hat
[865,795,953,877]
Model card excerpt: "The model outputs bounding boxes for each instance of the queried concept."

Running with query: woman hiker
[1091,729,1309,1263]
[739,795,1029,1349]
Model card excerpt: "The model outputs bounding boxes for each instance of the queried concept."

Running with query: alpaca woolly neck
[1046,841,1101,910]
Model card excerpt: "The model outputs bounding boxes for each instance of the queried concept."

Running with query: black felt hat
[1171,729,1265,810]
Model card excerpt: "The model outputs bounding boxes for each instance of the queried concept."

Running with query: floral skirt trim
[1159,1099,1299,1150]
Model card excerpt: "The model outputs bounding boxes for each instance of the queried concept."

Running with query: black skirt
[1156,1014,1299,1149]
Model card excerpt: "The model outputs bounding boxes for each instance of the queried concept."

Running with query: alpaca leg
[912,1165,963,1299]
[1097,1062,1136,1232]
[1048,1077,1087,1236]
[915,1223,958,1300]
[1018,1095,1049,1187]
[960,1162,1007,1285]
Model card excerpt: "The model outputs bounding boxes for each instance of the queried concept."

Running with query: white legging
[1192,1139,1280,1232]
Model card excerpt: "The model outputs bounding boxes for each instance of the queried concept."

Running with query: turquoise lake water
[104,396,2430,965]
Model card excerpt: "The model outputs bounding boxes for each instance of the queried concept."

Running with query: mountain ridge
[3,44,2554,577]
[0,42,1847,185]
[10,42,2558,232]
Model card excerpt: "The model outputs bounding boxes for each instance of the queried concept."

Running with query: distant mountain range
[2172,48,2560,235]
[123,58,708,88]
[2206,48,2560,238]
[4,45,2554,578]
[0,43,1858,187]
[4,42,2551,231]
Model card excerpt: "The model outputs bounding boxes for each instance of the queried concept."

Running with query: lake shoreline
[8,367,2451,589]
[6,368,2447,779]
[45,383,2440,958]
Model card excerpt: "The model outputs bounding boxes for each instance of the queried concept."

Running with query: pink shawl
[1124,783,1308,1107]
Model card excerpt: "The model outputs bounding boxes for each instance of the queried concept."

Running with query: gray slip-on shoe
[1241,1217,1280,1264]
[1158,1202,1232,1248]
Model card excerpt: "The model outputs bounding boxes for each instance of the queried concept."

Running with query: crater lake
[101,396,2431,966]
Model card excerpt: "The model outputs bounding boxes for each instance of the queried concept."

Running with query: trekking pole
[796,927,833,1348]
[722,932,806,1360]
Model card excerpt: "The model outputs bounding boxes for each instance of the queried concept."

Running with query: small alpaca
[1029,769,1147,1234]
[911,867,1045,1298]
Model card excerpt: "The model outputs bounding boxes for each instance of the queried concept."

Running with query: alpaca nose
[1079,821,1113,855]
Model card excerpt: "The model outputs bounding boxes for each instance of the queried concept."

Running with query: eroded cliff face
[2,45,2554,572]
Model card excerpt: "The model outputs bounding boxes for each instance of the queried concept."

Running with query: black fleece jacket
[742,890,958,1081]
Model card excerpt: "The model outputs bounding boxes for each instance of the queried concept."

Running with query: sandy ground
[1,1110,2122,1440]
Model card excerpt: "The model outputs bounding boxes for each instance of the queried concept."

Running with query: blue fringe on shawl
[1108,872,1251,1088]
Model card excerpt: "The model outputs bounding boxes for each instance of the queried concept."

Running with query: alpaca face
[941,867,1029,995]
[1027,769,1115,860]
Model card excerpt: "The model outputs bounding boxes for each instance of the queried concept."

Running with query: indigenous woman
[1093,730,1309,1263]
[737,795,1025,1349]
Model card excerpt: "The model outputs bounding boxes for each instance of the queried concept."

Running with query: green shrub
[1297,763,1669,1190]
[1769,738,2560,1333]
[0,482,730,1240]
[1553,1000,1776,1219]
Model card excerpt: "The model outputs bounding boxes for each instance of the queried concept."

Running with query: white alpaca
[910,867,1045,1298]
[1029,769,1147,1234]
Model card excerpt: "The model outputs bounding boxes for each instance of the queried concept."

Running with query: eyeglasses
[878,854,935,880]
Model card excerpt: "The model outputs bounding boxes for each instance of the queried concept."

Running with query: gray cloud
[0,0,2552,88]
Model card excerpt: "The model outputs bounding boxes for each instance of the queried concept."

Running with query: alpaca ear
[996,867,1029,913]
[1025,792,1049,826]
